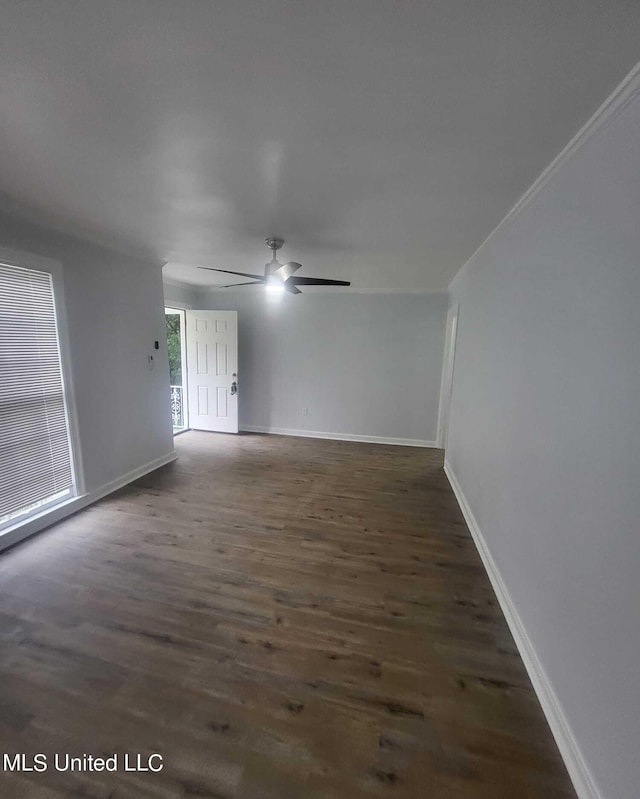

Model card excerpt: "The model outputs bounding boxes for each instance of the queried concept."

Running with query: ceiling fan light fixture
[197,237,351,294]
[265,274,285,293]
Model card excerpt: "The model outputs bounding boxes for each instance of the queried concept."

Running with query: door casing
[437,304,459,450]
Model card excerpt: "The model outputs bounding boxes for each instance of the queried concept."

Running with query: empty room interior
[1,2,639,798]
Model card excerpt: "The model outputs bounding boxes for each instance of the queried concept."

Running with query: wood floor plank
[0,431,575,798]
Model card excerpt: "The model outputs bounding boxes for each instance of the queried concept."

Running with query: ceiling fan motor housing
[265,237,284,253]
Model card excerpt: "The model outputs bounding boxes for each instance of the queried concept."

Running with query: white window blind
[0,261,75,528]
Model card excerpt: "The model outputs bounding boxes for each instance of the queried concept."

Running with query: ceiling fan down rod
[264,237,284,276]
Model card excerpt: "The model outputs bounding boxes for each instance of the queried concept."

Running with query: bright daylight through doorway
[165,307,187,434]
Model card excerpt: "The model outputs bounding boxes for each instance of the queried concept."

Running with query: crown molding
[450,59,640,289]
[198,285,447,296]
[162,276,197,291]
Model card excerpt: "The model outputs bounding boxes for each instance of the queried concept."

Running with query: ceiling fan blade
[220,280,265,288]
[198,267,265,280]
[272,261,302,280]
[286,276,351,287]
[285,283,302,295]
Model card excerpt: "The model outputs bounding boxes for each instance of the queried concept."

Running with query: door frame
[437,303,459,451]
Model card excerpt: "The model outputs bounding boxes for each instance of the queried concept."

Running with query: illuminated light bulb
[265,274,285,294]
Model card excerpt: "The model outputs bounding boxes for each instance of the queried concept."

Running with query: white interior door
[186,310,238,433]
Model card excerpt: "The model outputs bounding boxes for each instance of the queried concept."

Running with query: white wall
[163,279,198,309]
[0,214,174,495]
[193,290,447,444]
[446,80,640,799]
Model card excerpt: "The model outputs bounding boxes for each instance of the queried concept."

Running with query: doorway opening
[165,307,188,434]
[437,303,459,451]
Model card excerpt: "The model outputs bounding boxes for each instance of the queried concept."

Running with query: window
[0,261,76,531]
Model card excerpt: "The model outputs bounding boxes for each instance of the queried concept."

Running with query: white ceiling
[1,1,639,291]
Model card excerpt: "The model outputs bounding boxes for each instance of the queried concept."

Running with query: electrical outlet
[302,407,309,416]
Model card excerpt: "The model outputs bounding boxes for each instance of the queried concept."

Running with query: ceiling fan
[198,238,351,295]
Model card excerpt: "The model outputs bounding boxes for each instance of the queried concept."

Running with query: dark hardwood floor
[0,432,575,798]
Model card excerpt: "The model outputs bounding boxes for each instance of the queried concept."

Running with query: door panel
[186,310,238,433]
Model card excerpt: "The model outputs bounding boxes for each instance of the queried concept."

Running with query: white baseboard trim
[0,451,178,554]
[240,424,438,448]
[443,459,601,799]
